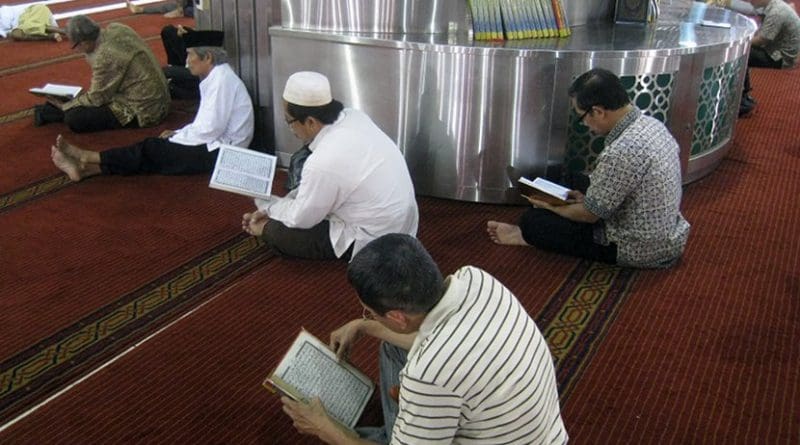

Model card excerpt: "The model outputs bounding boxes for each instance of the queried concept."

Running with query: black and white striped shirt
[391,266,567,445]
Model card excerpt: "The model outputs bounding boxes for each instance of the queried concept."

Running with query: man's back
[395,266,567,444]
[77,23,169,126]
[761,0,800,66]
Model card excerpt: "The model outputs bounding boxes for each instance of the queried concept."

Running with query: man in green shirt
[34,15,170,133]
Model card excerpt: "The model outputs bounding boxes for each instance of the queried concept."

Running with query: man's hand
[566,190,585,203]
[176,25,189,36]
[282,397,340,440]
[330,319,365,361]
[159,130,176,139]
[45,95,66,110]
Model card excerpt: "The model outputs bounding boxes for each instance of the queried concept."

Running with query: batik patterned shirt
[584,108,690,268]
[63,23,169,127]
[758,0,800,67]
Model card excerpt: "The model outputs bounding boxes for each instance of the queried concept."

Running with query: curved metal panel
[270,0,756,203]
[281,0,469,33]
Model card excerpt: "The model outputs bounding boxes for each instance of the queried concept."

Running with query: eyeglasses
[576,107,593,124]
[362,307,376,321]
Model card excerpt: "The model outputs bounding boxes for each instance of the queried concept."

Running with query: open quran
[263,329,374,430]
[29,83,82,100]
[209,144,277,200]
[518,176,571,206]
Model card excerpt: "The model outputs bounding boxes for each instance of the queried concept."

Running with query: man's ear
[383,310,410,331]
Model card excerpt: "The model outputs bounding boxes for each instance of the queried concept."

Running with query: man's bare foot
[52,33,62,42]
[163,7,183,18]
[486,221,529,246]
[126,0,144,13]
[51,145,83,182]
[55,134,85,162]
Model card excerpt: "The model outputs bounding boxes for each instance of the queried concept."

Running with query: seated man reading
[35,15,170,133]
[281,234,569,444]
[51,39,254,180]
[487,68,691,269]
[242,71,418,261]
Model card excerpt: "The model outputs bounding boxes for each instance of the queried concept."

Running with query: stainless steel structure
[201,0,756,203]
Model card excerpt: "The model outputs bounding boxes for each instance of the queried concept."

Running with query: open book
[263,329,374,430]
[209,144,277,200]
[518,176,571,206]
[29,83,82,100]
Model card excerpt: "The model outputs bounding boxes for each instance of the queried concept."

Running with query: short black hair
[347,234,444,315]
[568,68,630,112]
[286,100,344,125]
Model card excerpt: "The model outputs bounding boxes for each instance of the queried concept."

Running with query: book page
[531,177,570,200]
[269,330,374,429]
[209,144,277,200]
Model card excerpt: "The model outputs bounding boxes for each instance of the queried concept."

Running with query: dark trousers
[161,25,188,66]
[261,219,353,260]
[38,102,135,133]
[743,47,784,93]
[518,208,617,264]
[518,172,616,264]
[99,138,215,175]
[164,65,200,100]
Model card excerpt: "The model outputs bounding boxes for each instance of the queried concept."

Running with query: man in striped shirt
[282,234,568,444]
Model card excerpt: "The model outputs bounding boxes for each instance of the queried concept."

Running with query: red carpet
[1,2,798,444]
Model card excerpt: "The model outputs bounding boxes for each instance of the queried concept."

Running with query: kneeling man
[282,234,568,444]
[51,38,254,180]
[242,71,418,260]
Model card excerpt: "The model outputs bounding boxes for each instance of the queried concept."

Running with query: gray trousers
[261,219,352,260]
[357,342,407,444]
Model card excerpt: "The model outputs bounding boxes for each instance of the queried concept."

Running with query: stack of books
[469,0,571,41]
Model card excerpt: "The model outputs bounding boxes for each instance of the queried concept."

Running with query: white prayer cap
[282,71,333,107]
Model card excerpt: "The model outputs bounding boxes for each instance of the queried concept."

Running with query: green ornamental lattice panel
[565,73,675,174]
[690,58,743,156]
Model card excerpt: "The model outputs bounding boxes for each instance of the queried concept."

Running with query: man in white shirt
[281,234,569,445]
[50,33,254,180]
[242,71,418,260]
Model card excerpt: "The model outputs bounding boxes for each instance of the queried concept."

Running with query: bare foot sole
[51,146,83,182]
[163,8,183,18]
[126,0,144,13]
[486,221,529,246]
[52,33,62,42]
[55,134,84,161]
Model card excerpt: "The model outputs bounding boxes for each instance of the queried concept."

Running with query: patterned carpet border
[0,174,72,214]
[538,260,637,401]
[0,234,273,424]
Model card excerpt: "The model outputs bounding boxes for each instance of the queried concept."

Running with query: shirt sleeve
[390,377,462,445]
[758,7,783,41]
[264,163,341,229]
[170,71,234,148]
[64,51,129,111]
[584,146,646,219]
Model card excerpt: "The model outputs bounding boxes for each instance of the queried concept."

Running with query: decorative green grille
[690,57,744,156]
[565,73,675,174]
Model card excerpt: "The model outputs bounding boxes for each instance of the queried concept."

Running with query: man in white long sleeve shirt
[50,34,254,181]
[242,71,418,260]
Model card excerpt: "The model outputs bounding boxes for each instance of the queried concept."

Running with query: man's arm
[525,194,600,224]
[63,50,128,111]
[282,397,380,445]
